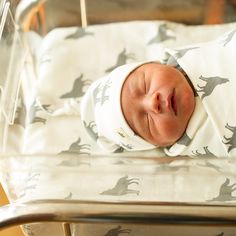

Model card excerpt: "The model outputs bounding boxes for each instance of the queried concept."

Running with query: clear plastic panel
[0,154,236,205]
[0,0,24,125]
[0,0,27,153]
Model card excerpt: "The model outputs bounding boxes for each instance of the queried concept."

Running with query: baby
[81,60,195,153]
[81,29,236,157]
[121,62,195,148]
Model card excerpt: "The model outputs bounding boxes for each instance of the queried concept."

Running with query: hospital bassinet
[1,0,236,235]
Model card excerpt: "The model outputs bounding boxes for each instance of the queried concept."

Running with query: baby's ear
[97,136,120,152]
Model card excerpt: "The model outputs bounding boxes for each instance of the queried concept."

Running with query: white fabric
[81,62,156,152]
[165,29,236,157]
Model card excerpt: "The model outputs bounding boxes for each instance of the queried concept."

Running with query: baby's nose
[144,91,161,114]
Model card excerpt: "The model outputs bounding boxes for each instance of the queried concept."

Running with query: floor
[0,184,23,236]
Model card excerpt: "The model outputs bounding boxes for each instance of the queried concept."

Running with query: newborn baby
[121,62,195,147]
[81,29,236,157]
[81,60,195,152]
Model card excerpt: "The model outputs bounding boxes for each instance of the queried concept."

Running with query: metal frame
[1,199,236,236]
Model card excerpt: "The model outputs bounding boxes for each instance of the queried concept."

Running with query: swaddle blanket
[164,29,236,157]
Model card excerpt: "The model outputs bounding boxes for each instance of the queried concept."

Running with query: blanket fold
[164,29,236,157]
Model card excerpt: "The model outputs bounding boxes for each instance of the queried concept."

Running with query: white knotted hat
[80,62,156,152]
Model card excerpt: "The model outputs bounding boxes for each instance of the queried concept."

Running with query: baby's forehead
[124,62,170,82]
[130,62,160,72]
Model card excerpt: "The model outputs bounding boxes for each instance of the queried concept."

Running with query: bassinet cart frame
[0,0,236,236]
[1,198,236,236]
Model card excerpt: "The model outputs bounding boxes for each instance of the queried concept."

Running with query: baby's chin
[149,132,183,147]
[154,140,178,148]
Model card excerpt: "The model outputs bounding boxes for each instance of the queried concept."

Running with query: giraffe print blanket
[33,22,236,157]
[164,29,236,157]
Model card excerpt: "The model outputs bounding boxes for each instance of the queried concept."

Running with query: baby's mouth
[171,89,177,116]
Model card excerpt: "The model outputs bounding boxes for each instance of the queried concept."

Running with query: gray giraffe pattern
[18,172,40,198]
[58,157,90,166]
[102,225,224,236]
[64,192,73,200]
[28,100,49,124]
[93,80,111,106]
[222,29,236,46]
[114,146,125,153]
[65,28,94,40]
[104,226,131,236]
[176,132,192,146]
[83,120,98,141]
[100,175,139,196]
[106,48,135,73]
[119,142,133,150]
[196,75,229,99]
[207,178,236,202]
[14,98,26,127]
[222,123,236,152]
[148,23,176,45]
[173,46,199,59]
[192,146,215,157]
[60,137,90,155]
[155,163,189,173]
[197,161,223,173]
[60,74,91,99]
[163,47,199,68]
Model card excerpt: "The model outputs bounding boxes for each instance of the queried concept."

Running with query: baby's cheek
[182,86,195,115]
[160,118,184,141]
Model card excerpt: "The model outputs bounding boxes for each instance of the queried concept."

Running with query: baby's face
[121,63,195,147]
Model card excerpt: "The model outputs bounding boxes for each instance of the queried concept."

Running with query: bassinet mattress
[2,20,236,236]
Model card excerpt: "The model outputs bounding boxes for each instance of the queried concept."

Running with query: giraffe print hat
[81,62,156,152]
